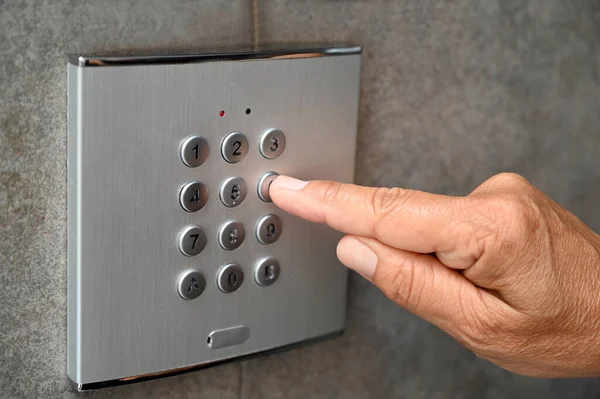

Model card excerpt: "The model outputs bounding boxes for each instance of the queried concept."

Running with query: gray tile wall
[1,0,599,398]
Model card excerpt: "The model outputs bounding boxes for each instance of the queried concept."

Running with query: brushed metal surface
[67,48,361,387]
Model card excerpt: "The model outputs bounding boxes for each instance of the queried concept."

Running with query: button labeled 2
[221,132,249,163]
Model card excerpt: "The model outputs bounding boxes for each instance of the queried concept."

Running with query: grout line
[252,0,260,48]
[238,361,245,399]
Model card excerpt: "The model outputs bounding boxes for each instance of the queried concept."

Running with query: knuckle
[369,187,411,232]
[498,194,542,240]
[473,190,542,247]
[381,256,424,312]
[488,172,532,190]
[320,181,344,203]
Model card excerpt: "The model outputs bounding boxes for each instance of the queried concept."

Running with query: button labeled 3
[221,132,249,163]
[218,220,246,251]
[256,214,282,244]
[178,226,207,256]
[259,128,286,159]
[180,136,209,167]
[177,270,206,300]
[217,263,244,293]
[219,177,248,208]
[179,181,208,212]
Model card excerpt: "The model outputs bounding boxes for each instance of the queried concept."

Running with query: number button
[254,257,280,287]
[178,226,207,256]
[180,136,209,167]
[255,214,282,245]
[218,220,246,251]
[217,263,244,293]
[177,269,206,300]
[259,128,286,159]
[219,177,248,208]
[221,132,249,163]
[179,181,209,212]
[257,171,279,202]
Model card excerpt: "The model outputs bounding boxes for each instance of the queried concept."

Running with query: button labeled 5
[219,177,247,208]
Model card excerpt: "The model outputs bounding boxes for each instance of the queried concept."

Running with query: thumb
[337,235,500,336]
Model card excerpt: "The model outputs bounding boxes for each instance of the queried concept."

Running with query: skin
[269,173,600,378]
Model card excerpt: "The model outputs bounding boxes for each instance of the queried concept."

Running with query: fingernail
[272,175,309,191]
[337,237,378,279]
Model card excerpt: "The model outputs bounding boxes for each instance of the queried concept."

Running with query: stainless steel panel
[67,47,361,389]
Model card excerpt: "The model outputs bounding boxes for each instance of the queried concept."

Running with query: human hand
[269,173,600,378]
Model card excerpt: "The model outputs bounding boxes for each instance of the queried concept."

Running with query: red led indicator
[219,110,225,117]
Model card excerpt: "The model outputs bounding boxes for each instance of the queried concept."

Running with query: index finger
[269,176,479,265]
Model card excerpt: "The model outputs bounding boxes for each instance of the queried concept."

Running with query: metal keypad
[68,47,360,389]
[177,131,286,293]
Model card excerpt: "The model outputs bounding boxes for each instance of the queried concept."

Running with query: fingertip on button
[258,171,279,202]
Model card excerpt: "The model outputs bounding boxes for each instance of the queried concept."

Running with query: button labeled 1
[180,136,209,167]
